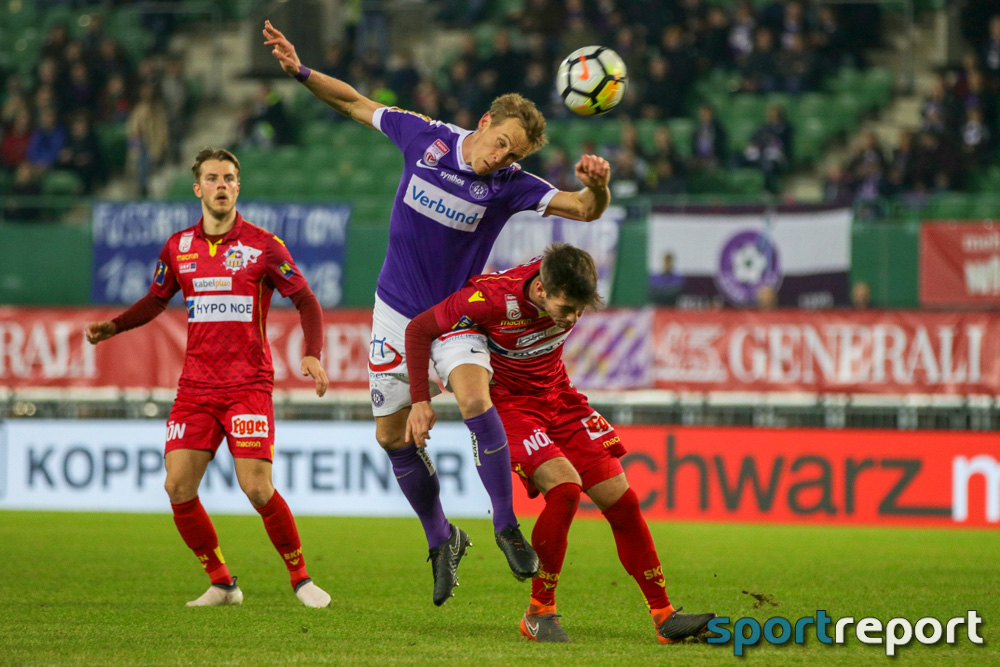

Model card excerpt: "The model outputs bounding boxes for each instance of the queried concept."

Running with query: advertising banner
[538,426,1000,528]
[486,206,624,299]
[3,422,996,528]
[91,202,350,307]
[920,222,1000,307]
[652,310,1000,395]
[647,207,852,309]
[0,421,493,518]
[0,307,372,391]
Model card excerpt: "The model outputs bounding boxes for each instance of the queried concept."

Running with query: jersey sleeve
[372,107,435,153]
[263,234,310,298]
[432,283,500,332]
[149,241,180,300]
[504,168,559,216]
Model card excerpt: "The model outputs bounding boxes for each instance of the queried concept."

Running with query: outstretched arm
[544,154,611,221]
[289,286,328,397]
[85,292,170,344]
[263,20,383,129]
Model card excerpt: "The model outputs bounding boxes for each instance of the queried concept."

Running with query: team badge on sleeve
[279,261,296,279]
[153,260,168,286]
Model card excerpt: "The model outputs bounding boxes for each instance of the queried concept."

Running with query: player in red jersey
[403,244,716,643]
[85,148,332,608]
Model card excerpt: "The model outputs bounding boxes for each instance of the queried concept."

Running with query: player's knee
[164,478,197,504]
[375,428,407,452]
[549,482,582,512]
[455,393,492,419]
[241,481,274,507]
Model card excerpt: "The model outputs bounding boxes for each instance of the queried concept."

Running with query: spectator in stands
[26,107,66,171]
[516,0,564,41]
[690,104,728,170]
[812,5,849,71]
[92,37,133,94]
[388,50,421,109]
[699,6,733,70]
[520,61,553,116]
[240,83,294,148]
[641,56,685,119]
[659,25,697,98]
[56,113,105,194]
[644,126,686,193]
[960,108,992,166]
[1,75,29,127]
[478,30,525,97]
[321,42,352,83]
[3,163,42,222]
[612,26,647,87]
[126,83,169,197]
[776,0,806,52]
[0,110,32,171]
[40,21,71,64]
[99,73,133,124]
[741,104,793,192]
[740,27,779,93]
[887,128,915,192]
[776,33,817,93]
[851,281,872,310]
[65,61,97,116]
[609,147,646,199]
[559,13,601,58]
[649,252,685,306]
[822,164,853,206]
[920,77,960,136]
[542,146,576,192]
[729,2,757,63]
[847,130,888,179]
[161,58,191,164]
[442,59,484,121]
[961,69,997,132]
[910,130,962,192]
[980,15,1000,84]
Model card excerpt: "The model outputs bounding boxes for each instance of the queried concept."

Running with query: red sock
[256,490,309,588]
[602,487,670,611]
[171,497,232,586]
[529,482,581,608]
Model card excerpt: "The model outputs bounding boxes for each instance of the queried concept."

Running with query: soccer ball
[556,46,628,116]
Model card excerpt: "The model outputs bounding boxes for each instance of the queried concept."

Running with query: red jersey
[422,258,573,399]
[149,212,310,393]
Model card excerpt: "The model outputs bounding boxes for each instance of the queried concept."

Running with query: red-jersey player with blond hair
[86,148,331,608]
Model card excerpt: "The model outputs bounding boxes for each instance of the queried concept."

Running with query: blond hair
[191,147,240,180]
[488,93,548,154]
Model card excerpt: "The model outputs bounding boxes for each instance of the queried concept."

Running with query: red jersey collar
[195,211,244,241]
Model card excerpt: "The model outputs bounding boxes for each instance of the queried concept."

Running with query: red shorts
[495,387,626,497]
[165,388,275,461]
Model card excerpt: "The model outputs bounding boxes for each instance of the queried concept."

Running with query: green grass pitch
[0,511,997,665]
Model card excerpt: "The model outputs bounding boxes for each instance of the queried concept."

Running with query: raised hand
[575,154,611,190]
[262,20,301,77]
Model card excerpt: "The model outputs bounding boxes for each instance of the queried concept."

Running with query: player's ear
[192,182,202,198]
[478,113,491,131]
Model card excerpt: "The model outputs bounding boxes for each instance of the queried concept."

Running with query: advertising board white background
[0,421,495,518]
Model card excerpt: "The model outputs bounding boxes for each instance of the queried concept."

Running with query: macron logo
[404,174,486,232]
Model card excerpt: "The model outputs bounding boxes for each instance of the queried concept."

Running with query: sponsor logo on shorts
[404,174,486,232]
[231,414,269,438]
[452,315,476,330]
[223,241,263,273]
[179,232,193,252]
[505,294,522,320]
[192,276,232,292]
[371,389,385,407]
[369,336,403,372]
[235,440,262,448]
[186,295,254,322]
[178,261,197,274]
[523,429,553,455]
[469,181,489,200]
[582,412,613,440]
[602,434,621,449]
[176,253,198,261]
[153,261,168,286]
[166,420,186,442]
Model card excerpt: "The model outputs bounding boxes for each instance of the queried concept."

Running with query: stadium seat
[167,175,195,201]
[96,123,128,171]
[42,170,84,197]
[726,117,758,151]
[727,168,766,195]
[924,193,973,220]
[667,118,695,157]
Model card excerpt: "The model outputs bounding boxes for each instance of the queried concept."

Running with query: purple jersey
[372,107,557,318]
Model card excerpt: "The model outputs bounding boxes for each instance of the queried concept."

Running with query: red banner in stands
[0,307,373,390]
[652,310,1000,395]
[511,427,1000,528]
[920,222,1000,307]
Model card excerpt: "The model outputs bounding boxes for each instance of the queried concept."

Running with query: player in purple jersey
[264,20,612,606]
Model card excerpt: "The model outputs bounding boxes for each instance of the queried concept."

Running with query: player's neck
[461,131,476,167]
[201,208,237,237]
